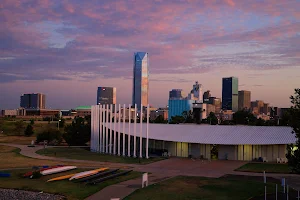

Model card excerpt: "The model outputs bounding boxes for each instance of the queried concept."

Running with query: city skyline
[0,1,299,109]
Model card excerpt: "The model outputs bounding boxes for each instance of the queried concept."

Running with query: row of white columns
[91,104,150,159]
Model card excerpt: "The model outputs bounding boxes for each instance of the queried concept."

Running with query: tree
[207,112,218,125]
[30,119,35,125]
[153,115,167,124]
[286,88,300,173]
[232,110,256,125]
[169,115,185,124]
[24,124,34,136]
[255,118,265,126]
[182,110,193,123]
[14,120,25,135]
[63,117,90,146]
[36,128,62,145]
[59,118,65,128]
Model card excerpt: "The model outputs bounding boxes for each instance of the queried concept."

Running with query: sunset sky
[0,0,299,109]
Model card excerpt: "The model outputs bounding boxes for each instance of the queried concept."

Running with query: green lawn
[235,163,291,173]
[0,168,142,200]
[124,175,287,200]
[37,147,166,164]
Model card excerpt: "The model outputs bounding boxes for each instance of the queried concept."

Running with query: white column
[134,104,137,157]
[106,104,109,153]
[122,104,126,157]
[128,104,131,156]
[96,105,99,152]
[99,105,102,153]
[91,106,94,151]
[102,105,105,153]
[109,104,113,154]
[140,104,143,158]
[113,104,117,155]
[146,104,149,159]
[118,104,121,156]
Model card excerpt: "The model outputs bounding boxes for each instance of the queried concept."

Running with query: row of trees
[35,116,90,146]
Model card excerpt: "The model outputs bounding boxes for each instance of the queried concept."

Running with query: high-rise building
[238,90,251,111]
[132,52,149,110]
[97,87,116,105]
[169,89,184,99]
[203,90,211,103]
[20,93,45,109]
[222,77,238,112]
[190,81,203,102]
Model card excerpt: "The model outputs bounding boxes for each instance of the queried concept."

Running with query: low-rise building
[150,108,168,121]
[75,106,91,117]
[1,109,17,116]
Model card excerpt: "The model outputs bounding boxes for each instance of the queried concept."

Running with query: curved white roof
[106,123,296,145]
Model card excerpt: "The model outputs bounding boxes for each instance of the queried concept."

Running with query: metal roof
[105,123,297,145]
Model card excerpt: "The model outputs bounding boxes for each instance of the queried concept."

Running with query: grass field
[0,168,142,200]
[37,147,166,164]
[0,145,109,169]
[0,119,64,136]
[235,163,291,173]
[124,175,296,200]
[0,134,35,145]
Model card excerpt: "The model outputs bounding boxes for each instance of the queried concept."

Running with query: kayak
[75,169,119,183]
[88,170,132,185]
[41,166,77,176]
[69,168,108,180]
[47,173,76,182]
[23,166,62,177]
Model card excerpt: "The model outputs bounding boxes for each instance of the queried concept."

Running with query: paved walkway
[1,143,300,199]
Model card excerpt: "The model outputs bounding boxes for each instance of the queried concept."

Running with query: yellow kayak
[69,168,108,180]
[47,173,76,182]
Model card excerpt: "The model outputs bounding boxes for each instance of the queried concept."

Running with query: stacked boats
[23,166,132,185]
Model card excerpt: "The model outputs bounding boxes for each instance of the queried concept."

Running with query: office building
[203,90,211,103]
[222,77,238,112]
[20,93,46,109]
[97,87,116,105]
[132,52,149,110]
[169,89,184,99]
[213,98,222,113]
[238,90,251,111]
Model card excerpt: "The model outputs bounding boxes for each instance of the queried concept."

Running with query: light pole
[58,119,61,130]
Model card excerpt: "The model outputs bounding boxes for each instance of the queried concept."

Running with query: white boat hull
[41,166,77,175]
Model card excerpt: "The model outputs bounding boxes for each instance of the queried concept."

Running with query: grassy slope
[0,145,107,168]
[124,176,282,200]
[0,169,142,200]
[37,147,166,164]
[235,163,291,173]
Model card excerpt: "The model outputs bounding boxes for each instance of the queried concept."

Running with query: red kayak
[23,166,63,177]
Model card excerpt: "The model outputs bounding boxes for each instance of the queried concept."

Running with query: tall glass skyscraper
[132,52,149,110]
[222,77,238,112]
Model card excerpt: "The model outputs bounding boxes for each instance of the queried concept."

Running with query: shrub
[36,129,62,145]
[24,124,34,136]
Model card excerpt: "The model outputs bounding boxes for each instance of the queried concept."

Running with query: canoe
[23,166,62,177]
[41,166,77,175]
[75,169,119,183]
[47,173,76,182]
[69,168,108,180]
[88,170,132,185]
[0,172,11,177]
